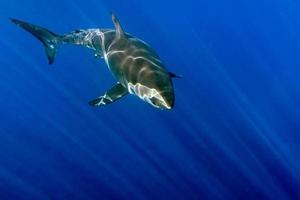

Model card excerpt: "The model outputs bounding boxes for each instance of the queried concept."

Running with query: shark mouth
[127,82,171,109]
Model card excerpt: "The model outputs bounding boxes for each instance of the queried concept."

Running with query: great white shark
[11,13,179,110]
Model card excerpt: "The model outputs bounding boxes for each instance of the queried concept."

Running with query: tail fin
[10,18,60,64]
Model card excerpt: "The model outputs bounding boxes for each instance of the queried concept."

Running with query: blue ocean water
[0,0,300,199]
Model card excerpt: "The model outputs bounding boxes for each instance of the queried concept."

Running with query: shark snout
[150,92,174,110]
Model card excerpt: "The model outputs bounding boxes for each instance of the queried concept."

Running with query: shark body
[11,14,179,109]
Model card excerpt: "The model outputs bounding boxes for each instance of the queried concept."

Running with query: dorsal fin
[111,13,125,39]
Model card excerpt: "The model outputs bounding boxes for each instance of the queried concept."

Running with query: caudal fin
[10,18,60,64]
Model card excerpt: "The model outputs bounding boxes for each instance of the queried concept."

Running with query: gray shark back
[103,30,175,109]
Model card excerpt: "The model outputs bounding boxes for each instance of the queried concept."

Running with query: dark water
[0,0,300,199]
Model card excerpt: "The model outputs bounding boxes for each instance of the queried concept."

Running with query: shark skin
[11,14,179,110]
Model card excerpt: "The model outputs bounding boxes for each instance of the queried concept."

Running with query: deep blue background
[0,0,300,199]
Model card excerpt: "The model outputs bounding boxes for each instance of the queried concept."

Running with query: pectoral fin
[89,83,128,107]
[169,72,182,78]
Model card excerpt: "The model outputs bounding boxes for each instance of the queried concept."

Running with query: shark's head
[148,90,174,110]
[127,71,175,110]
[127,82,174,110]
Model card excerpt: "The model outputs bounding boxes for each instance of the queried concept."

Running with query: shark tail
[10,18,61,64]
